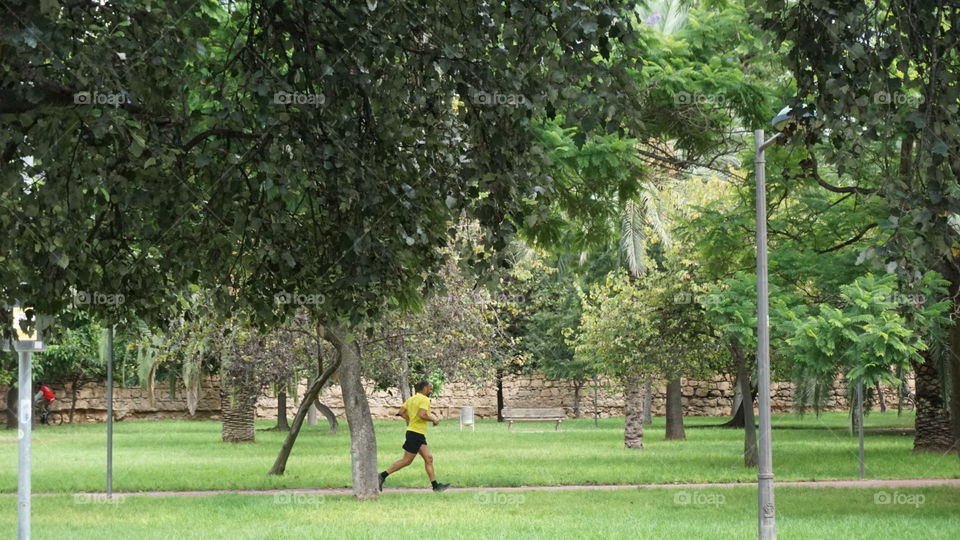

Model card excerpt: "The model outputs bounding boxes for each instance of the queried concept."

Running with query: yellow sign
[12,307,38,342]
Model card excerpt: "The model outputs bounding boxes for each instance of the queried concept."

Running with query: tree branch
[801,151,877,196]
[816,223,879,253]
[181,129,257,152]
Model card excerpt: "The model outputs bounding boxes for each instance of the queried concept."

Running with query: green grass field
[2,412,959,538]
[0,411,957,493]
[1,487,958,539]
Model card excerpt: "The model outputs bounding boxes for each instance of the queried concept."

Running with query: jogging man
[379,380,450,492]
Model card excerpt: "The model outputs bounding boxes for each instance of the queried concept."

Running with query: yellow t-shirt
[403,393,431,435]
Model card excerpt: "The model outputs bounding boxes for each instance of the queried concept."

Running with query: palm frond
[620,199,647,276]
[637,0,691,35]
[640,183,673,250]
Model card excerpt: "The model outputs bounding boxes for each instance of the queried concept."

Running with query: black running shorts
[402,430,427,453]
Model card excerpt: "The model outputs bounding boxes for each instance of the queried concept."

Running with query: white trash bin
[459,406,475,432]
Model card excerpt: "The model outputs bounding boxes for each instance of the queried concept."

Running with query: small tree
[363,227,507,401]
[784,272,950,436]
[575,270,657,449]
[702,272,796,466]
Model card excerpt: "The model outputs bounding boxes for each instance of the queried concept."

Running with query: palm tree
[618,182,686,444]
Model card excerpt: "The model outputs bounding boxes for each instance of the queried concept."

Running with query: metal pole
[754,130,777,540]
[18,350,32,540]
[857,380,865,479]
[106,327,113,497]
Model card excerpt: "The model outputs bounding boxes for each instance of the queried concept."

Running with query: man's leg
[33,398,46,424]
[380,450,416,491]
[418,444,436,482]
[419,445,448,491]
[386,451,416,475]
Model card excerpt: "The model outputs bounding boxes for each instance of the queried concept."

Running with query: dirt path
[38,478,960,498]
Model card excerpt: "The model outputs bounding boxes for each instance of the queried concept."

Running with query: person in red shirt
[33,382,56,424]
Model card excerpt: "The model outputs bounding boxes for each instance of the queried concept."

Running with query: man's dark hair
[414,380,432,392]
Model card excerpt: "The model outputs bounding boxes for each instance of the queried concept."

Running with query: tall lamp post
[754,105,814,540]
[754,126,779,540]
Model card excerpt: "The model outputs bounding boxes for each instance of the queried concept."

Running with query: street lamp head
[771,104,816,132]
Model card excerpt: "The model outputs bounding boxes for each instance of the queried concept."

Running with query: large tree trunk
[220,383,257,443]
[623,373,645,449]
[848,378,862,434]
[951,327,960,455]
[327,323,379,499]
[642,377,653,425]
[721,399,747,428]
[943,262,960,453]
[733,340,757,467]
[730,375,743,417]
[399,356,411,402]
[849,379,865,435]
[721,374,746,428]
[874,381,886,413]
[911,355,955,453]
[5,386,16,429]
[664,377,686,440]
[269,355,342,475]
[849,399,861,434]
[274,386,290,431]
[275,387,289,429]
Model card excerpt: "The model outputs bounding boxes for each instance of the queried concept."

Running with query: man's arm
[397,406,409,421]
[417,408,440,425]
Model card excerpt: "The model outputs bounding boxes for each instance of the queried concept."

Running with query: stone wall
[1,379,224,423]
[0,373,914,424]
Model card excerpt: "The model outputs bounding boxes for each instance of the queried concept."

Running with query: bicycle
[38,403,64,425]
[897,390,916,412]
[18,400,65,425]
[7,393,66,425]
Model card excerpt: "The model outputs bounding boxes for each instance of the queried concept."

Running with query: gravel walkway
[44,478,960,498]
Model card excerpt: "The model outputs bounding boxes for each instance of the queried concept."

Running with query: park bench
[502,407,565,431]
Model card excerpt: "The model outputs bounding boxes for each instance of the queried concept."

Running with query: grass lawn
[1,487,958,539]
[0,411,957,493]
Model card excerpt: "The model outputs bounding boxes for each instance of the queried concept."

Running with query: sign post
[106,327,113,498]
[5,306,47,540]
